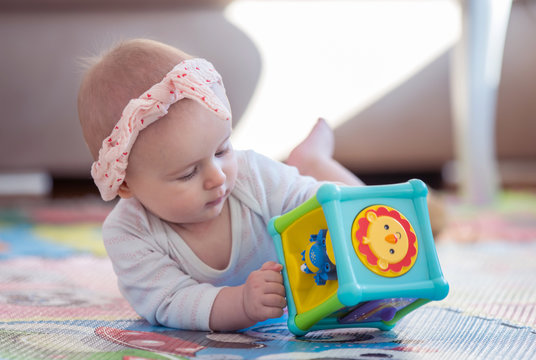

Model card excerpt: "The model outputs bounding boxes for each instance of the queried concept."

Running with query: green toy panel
[279,207,339,315]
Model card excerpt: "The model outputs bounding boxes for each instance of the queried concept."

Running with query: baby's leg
[286,118,365,186]
[286,118,445,236]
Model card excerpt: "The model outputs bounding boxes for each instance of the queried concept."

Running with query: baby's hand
[242,261,286,323]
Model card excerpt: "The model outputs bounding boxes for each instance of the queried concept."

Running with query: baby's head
[78,39,236,223]
[78,38,191,160]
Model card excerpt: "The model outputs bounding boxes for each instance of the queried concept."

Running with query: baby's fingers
[261,269,284,285]
[264,306,284,320]
[254,307,284,322]
[262,293,287,309]
[264,281,285,297]
[260,261,283,272]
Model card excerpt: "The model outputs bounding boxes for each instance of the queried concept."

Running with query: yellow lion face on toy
[363,212,410,270]
[352,205,418,277]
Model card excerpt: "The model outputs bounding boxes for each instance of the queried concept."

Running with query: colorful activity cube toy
[268,179,449,336]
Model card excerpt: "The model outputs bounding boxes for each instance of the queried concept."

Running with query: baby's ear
[117,181,133,199]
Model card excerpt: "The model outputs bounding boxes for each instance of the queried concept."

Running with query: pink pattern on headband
[91,58,231,201]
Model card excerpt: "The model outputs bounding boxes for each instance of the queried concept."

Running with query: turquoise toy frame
[268,179,449,336]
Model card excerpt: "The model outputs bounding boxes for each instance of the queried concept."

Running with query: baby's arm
[209,261,286,331]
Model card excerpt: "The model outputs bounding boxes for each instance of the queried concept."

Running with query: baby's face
[123,98,237,226]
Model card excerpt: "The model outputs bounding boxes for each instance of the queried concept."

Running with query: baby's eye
[178,167,197,181]
[384,224,389,230]
[215,147,229,157]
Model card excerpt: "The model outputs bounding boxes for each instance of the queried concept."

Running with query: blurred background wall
[0,0,535,196]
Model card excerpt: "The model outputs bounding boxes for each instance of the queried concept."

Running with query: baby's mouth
[206,189,229,207]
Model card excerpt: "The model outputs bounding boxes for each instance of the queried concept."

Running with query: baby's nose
[205,161,226,189]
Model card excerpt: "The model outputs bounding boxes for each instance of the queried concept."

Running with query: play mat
[0,191,535,359]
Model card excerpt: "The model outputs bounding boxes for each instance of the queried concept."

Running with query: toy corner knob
[267,217,279,237]
[409,179,428,197]
[316,183,341,204]
[433,278,450,300]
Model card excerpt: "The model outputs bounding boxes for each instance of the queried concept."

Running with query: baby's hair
[77,38,191,159]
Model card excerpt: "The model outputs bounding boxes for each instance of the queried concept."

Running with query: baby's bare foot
[286,118,334,167]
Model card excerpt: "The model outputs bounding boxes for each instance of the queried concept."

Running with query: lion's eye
[389,249,395,254]
[384,224,389,230]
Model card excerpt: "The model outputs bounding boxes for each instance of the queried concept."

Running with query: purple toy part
[338,298,418,324]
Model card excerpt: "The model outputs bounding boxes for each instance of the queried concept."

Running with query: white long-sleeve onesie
[102,150,321,330]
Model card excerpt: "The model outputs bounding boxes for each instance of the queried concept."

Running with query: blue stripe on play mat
[0,223,77,259]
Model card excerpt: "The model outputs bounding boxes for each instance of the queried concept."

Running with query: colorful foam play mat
[0,191,535,359]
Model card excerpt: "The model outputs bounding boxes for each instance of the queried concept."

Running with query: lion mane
[354,206,417,273]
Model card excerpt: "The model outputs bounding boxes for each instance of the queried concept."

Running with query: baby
[78,38,365,332]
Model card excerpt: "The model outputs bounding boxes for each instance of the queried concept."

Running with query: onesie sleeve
[102,199,222,331]
[239,150,324,218]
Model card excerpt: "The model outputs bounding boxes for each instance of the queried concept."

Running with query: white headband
[91,58,231,201]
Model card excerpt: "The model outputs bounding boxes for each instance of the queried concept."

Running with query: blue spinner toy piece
[301,229,337,285]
